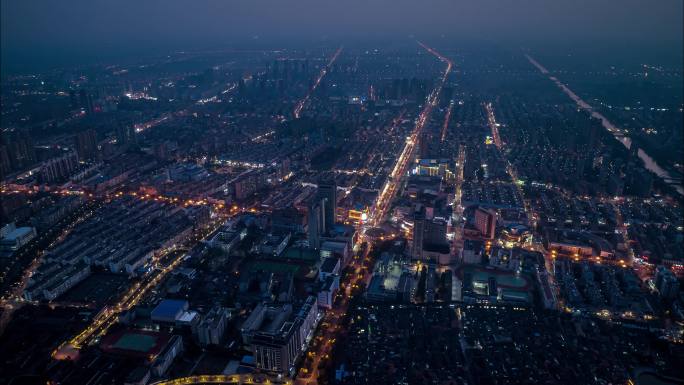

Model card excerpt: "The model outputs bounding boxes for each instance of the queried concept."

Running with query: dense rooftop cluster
[0,37,682,385]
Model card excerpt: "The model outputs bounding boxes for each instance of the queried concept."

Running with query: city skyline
[1,2,683,385]
[2,0,683,73]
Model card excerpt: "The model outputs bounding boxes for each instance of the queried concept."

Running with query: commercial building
[424,218,447,245]
[410,204,449,263]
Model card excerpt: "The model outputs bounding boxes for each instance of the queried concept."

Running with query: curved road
[151,374,292,385]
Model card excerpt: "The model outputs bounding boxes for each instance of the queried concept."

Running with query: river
[525,54,683,196]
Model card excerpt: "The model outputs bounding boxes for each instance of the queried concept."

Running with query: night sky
[2,0,682,72]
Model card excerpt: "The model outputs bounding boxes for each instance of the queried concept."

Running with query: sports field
[112,333,159,353]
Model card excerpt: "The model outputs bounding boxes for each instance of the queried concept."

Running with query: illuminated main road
[440,102,453,143]
[484,102,504,150]
[295,41,453,385]
[369,41,453,227]
[451,144,466,246]
[293,46,343,119]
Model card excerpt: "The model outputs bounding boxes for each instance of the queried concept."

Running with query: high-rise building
[40,150,79,183]
[419,132,430,159]
[474,207,497,239]
[317,179,337,233]
[412,204,426,259]
[116,123,137,147]
[307,199,323,249]
[3,129,36,172]
[75,129,97,160]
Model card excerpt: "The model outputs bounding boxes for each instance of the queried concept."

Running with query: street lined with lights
[293,46,343,119]
[295,40,453,385]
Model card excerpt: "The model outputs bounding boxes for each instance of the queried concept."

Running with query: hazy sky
[2,0,682,71]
